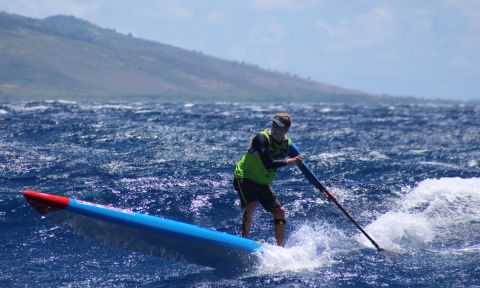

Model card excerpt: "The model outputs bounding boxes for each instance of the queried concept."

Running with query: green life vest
[234,129,292,185]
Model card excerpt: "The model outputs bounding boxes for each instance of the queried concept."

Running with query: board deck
[24,191,263,269]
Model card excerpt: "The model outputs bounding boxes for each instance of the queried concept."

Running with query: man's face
[271,123,288,142]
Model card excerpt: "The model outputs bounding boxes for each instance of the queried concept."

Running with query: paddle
[297,162,384,252]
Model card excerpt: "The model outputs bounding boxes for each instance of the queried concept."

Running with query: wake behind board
[24,191,262,269]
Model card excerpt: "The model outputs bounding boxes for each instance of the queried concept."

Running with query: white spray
[360,177,480,252]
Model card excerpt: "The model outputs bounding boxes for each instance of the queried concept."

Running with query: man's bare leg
[273,206,286,246]
[242,202,257,237]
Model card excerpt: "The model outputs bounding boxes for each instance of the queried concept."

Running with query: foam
[359,177,480,252]
[254,222,345,274]
[189,195,212,217]
[360,211,434,251]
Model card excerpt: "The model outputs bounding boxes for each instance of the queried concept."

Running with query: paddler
[233,113,303,246]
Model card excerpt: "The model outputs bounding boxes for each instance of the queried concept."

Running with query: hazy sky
[1,0,479,100]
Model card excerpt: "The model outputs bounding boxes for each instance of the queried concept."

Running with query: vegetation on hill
[0,12,407,103]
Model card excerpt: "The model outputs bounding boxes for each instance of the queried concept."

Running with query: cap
[272,113,292,128]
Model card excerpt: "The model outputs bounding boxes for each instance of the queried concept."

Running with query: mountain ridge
[0,12,407,103]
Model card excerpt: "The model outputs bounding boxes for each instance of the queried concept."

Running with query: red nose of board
[24,191,70,215]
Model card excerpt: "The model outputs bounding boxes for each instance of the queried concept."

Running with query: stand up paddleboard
[24,191,262,269]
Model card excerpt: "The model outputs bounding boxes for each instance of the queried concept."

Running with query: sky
[1,0,479,101]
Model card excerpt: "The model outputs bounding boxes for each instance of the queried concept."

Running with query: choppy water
[1,100,479,287]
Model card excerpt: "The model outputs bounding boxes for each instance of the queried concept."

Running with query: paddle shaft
[297,162,383,251]
[323,188,383,251]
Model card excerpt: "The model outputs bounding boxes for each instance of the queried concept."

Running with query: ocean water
[1,100,479,287]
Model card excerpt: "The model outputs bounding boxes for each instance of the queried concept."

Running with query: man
[233,113,304,246]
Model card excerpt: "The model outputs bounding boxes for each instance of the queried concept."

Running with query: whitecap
[358,211,434,252]
[468,159,478,167]
[254,222,348,274]
[359,177,480,252]
[419,161,464,170]
[190,195,212,216]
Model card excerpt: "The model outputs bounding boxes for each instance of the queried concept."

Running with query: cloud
[205,9,227,25]
[164,0,192,19]
[249,22,285,45]
[250,0,319,11]
[433,1,479,72]
[444,0,480,29]
[0,0,193,20]
[314,6,395,51]
[0,0,98,18]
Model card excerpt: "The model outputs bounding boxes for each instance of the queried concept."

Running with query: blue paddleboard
[24,191,262,269]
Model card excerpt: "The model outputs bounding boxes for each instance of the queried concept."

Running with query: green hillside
[0,12,394,103]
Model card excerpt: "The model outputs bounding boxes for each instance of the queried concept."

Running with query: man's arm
[289,143,324,189]
[290,143,336,200]
[251,133,287,169]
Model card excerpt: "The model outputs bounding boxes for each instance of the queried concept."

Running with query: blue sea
[1,100,479,287]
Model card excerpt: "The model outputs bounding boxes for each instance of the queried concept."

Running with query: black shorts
[233,178,282,213]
